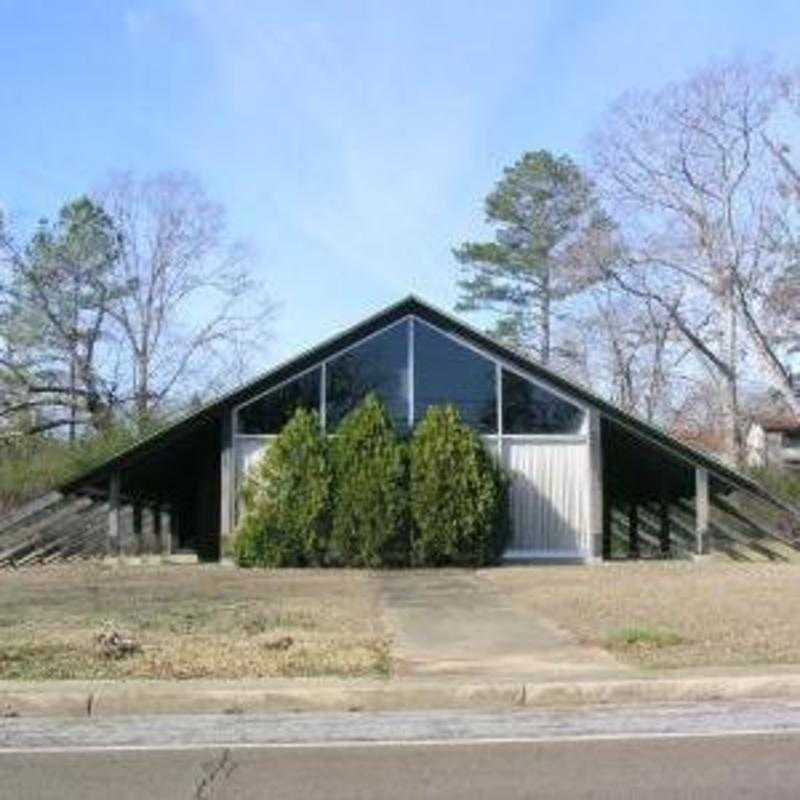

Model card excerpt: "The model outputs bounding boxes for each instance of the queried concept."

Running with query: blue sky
[2,1,799,366]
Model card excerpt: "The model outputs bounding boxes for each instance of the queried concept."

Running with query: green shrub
[605,627,683,649]
[747,466,800,506]
[233,408,331,567]
[330,394,409,567]
[410,405,508,566]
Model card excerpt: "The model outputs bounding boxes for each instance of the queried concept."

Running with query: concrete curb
[5,673,800,718]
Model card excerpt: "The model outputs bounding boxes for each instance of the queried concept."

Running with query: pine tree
[454,150,604,364]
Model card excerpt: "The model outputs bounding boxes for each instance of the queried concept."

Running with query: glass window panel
[326,320,410,431]
[502,369,584,434]
[784,432,800,449]
[413,321,497,433]
[236,368,321,434]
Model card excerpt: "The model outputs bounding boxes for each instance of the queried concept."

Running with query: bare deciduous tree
[591,289,688,423]
[0,172,272,440]
[98,172,272,422]
[591,60,799,463]
[760,74,800,383]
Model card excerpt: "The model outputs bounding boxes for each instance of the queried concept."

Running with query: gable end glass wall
[231,315,592,554]
[234,317,586,436]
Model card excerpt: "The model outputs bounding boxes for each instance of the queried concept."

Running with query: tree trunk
[719,276,742,466]
[135,351,149,422]
[68,357,76,443]
[540,265,551,366]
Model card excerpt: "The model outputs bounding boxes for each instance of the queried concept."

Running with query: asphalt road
[4,702,800,798]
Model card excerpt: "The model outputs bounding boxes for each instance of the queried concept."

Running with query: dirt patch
[483,562,800,669]
[0,563,389,680]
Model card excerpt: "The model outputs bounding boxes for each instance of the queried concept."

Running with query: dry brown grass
[0,563,389,680]
[484,561,800,669]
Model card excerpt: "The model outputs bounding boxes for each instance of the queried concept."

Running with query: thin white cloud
[179,2,555,299]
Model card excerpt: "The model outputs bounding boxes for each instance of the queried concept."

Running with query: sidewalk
[379,570,627,681]
[7,667,800,718]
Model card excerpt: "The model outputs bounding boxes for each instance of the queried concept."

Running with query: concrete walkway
[378,570,628,682]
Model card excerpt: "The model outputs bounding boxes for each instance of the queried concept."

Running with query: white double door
[500,438,589,558]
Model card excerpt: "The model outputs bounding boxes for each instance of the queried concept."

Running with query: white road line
[3,727,800,755]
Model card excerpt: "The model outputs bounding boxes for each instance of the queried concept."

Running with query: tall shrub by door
[410,405,508,566]
[234,408,330,567]
[330,394,409,566]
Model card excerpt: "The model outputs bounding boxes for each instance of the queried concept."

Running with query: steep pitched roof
[61,295,797,513]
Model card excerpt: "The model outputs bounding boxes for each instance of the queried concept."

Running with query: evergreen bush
[410,405,508,566]
[233,408,331,567]
[330,393,409,566]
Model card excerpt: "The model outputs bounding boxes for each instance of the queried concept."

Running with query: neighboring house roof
[753,415,800,433]
[61,295,798,514]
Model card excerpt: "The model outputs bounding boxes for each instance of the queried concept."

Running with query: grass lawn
[0,564,389,680]
[484,561,800,670]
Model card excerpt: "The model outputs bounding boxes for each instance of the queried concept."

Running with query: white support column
[588,409,604,561]
[695,466,710,555]
[219,410,234,551]
[160,508,172,556]
[108,472,120,556]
